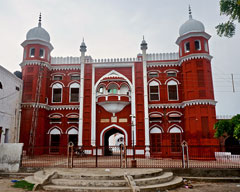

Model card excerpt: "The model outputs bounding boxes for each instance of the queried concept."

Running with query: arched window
[169,127,182,152]
[52,83,63,103]
[49,128,61,153]
[184,42,190,52]
[30,47,35,57]
[149,81,160,101]
[167,80,178,101]
[120,84,129,95]
[67,114,79,123]
[67,128,78,146]
[69,83,79,102]
[49,114,62,123]
[150,127,162,152]
[194,40,201,50]
[39,48,45,58]
[97,85,106,95]
[108,84,118,94]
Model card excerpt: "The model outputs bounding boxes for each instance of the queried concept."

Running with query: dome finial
[189,5,192,19]
[38,13,42,27]
[141,35,147,50]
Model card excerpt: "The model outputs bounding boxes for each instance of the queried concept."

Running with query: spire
[80,38,87,53]
[141,35,147,50]
[38,13,42,27]
[189,5,192,19]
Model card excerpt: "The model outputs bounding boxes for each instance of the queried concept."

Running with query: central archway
[100,124,128,156]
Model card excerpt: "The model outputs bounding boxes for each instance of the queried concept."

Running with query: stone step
[51,178,128,187]
[57,169,163,180]
[139,176,183,192]
[43,185,131,192]
[135,172,173,186]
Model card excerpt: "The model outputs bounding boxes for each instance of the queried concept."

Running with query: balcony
[97,94,130,115]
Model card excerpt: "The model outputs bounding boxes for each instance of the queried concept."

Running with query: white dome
[179,17,205,36]
[26,24,50,42]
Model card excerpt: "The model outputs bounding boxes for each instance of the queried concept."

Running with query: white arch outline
[164,77,180,85]
[100,124,128,146]
[150,124,164,133]
[50,81,65,87]
[167,124,184,133]
[166,111,183,116]
[66,126,78,134]
[48,113,64,118]
[47,126,63,134]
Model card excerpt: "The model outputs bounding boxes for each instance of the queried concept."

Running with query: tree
[214,114,240,140]
[216,0,240,37]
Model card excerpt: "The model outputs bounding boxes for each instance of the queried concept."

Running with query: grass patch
[12,180,34,191]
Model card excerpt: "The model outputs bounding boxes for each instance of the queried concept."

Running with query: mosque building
[19,9,218,156]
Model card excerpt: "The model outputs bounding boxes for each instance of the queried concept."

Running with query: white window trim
[167,80,179,101]
[52,83,63,103]
[39,48,45,59]
[53,75,63,81]
[29,47,35,58]
[194,40,201,51]
[149,81,160,101]
[69,83,80,103]
[184,42,190,53]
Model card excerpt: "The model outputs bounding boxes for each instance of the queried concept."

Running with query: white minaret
[78,39,87,146]
[141,37,150,157]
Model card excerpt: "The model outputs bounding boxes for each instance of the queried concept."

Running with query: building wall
[0,65,22,143]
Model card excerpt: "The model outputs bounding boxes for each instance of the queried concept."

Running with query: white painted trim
[136,150,145,155]
[165,78,180,85]
[163,69,179,73]
[167,124,183,133]
[166,111,183,116]
[49,113,64,118]
[47,126,63,134]
[100,124,128,146]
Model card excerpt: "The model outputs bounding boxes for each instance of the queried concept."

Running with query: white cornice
[176,32,211,45]
[20,60,51,70]
[51,65,81,71]
[148,99,217,109]
[147,61,180,68]
[179,53,213,65]
[21,103,79,110]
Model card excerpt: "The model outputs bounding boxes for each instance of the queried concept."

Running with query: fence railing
[20,145,240,169]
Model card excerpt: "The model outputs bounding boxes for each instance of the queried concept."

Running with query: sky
[0,0,239,116]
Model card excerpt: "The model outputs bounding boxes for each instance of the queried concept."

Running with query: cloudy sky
[0,0,239,116]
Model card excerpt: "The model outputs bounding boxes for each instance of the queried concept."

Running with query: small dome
[26,14,50,42]
[27,26,50,42]
[179,17,205,36]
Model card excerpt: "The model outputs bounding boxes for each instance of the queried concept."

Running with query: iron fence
[20,145,240,169]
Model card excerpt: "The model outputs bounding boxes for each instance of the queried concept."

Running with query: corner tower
[20,14,54,150]
[176,7,218,145]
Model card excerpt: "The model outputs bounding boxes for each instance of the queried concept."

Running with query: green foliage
[216,0,240,37]
[214,114,240,140]
[12,180,34,191]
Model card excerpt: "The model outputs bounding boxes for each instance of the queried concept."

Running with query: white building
[0,65,22,143]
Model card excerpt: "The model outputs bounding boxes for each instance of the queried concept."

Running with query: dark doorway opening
[68,134,78,146]
[50,134,60,153]
[104,128,124,156]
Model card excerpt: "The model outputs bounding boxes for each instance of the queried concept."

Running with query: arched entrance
[104,128,124,156]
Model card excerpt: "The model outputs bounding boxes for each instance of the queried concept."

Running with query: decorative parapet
[146,52,179,61]
[147,61,180,68]
[216,115,235,120]
[89,57,141,63]
[149,99,217,109]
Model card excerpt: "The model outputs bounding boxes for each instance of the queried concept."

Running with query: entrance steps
[25,168,183,191]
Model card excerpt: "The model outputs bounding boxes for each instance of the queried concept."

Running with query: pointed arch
[47,126,63,134]
[167,124,183,133]
[100,124,128,146]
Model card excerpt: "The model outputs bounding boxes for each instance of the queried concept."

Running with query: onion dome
[179,6,205,36]
[26,13,50,42]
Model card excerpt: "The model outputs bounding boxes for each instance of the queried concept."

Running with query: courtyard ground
[0,177,239,192]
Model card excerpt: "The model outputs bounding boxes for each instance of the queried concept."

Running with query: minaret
[141,36,150,157]
[176,7,217,145]
[20,14,53,149]
[78,39,87,146]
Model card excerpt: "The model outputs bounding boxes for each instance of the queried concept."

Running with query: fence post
[67,142,74,168]
[95,146,98,168]
[181,141,189,168]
